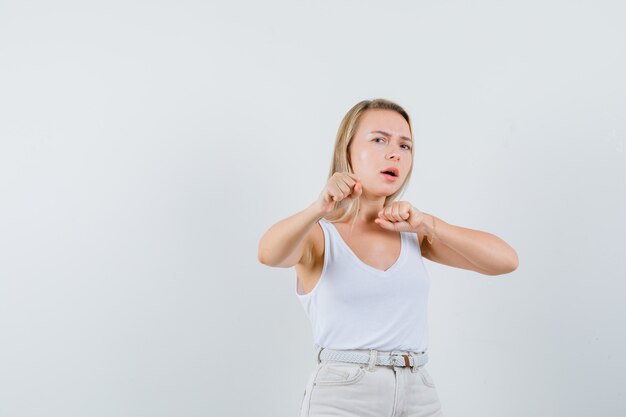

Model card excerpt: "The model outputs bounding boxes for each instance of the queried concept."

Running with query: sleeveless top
[295,218,431,352]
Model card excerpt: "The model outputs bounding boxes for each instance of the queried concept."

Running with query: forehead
[355,109,411,139]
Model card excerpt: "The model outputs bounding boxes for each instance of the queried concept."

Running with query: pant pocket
[418,366,436,388]
[314,362,366,386]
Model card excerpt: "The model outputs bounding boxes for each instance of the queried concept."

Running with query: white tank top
[295,218,431,352]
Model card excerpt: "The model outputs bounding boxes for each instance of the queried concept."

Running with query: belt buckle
[389,353,411,367]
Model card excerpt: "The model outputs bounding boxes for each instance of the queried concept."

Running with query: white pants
[300,346,445,417]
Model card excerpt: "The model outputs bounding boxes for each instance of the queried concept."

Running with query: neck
[346,198,387,226]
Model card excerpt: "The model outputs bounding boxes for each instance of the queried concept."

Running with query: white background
[1,1,624,416]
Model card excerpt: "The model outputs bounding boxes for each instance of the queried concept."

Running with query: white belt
[319,348,429,368]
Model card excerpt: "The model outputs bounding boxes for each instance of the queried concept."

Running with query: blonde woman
[258,98,519,417]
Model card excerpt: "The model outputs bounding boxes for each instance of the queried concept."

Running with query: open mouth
[380,168,398,177]
[380,172,398,181]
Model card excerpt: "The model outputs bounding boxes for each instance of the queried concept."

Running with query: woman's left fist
[374,201,427,233]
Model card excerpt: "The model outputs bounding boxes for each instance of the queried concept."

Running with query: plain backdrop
[1,1,625,416]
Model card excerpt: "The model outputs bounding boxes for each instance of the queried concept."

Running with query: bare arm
[259,172,362,268]
[422,215,519,275]
[257,202,325,268]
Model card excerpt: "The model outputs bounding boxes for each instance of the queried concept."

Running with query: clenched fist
[374,201,430,234]
[313,172,363,215]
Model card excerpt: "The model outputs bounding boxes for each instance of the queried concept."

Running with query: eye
[374,137,411,150]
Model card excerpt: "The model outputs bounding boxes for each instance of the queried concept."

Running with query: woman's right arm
[257,172,362,268]
[257,202,324,268]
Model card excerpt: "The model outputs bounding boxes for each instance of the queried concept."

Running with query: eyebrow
[369,130,412,142]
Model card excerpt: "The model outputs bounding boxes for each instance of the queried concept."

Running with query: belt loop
[367,349,378,371]
[315,345,323,365]
[409,352,418,373]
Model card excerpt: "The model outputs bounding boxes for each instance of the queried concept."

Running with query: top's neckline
[322,219,407,276]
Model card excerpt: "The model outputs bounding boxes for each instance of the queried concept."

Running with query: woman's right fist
[314,172,362,215]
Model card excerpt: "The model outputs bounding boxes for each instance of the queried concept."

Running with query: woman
[258,98,519,417]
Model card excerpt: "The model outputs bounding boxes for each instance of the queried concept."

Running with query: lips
[380,167,399,177]
[380,172,398,182]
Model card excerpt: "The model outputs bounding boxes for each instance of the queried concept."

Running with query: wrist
[422,214,437,244]
[307,201,326,222]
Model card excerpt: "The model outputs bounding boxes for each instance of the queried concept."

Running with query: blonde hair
[324,98,415,230]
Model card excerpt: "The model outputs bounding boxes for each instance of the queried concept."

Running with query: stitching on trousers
[302,364,323,417]
[389,366,399,417]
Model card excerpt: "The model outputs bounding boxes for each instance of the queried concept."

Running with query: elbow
[258,243,269,265]
[483,253,518,276]
[258,245,277,267]
[509,250,519,272]
[500,252,519,275]
[258,251,272,266]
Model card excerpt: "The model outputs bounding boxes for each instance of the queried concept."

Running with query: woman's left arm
[420,214,519,276]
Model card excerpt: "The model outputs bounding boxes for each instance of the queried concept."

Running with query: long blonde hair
[324,98,415,231]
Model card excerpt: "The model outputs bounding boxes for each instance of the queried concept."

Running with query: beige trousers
[300,346,445,417]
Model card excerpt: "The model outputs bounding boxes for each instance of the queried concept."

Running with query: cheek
[354,149,376,165]
[350,150,368,169]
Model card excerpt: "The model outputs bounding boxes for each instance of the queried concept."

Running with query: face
[348,109,413,197]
